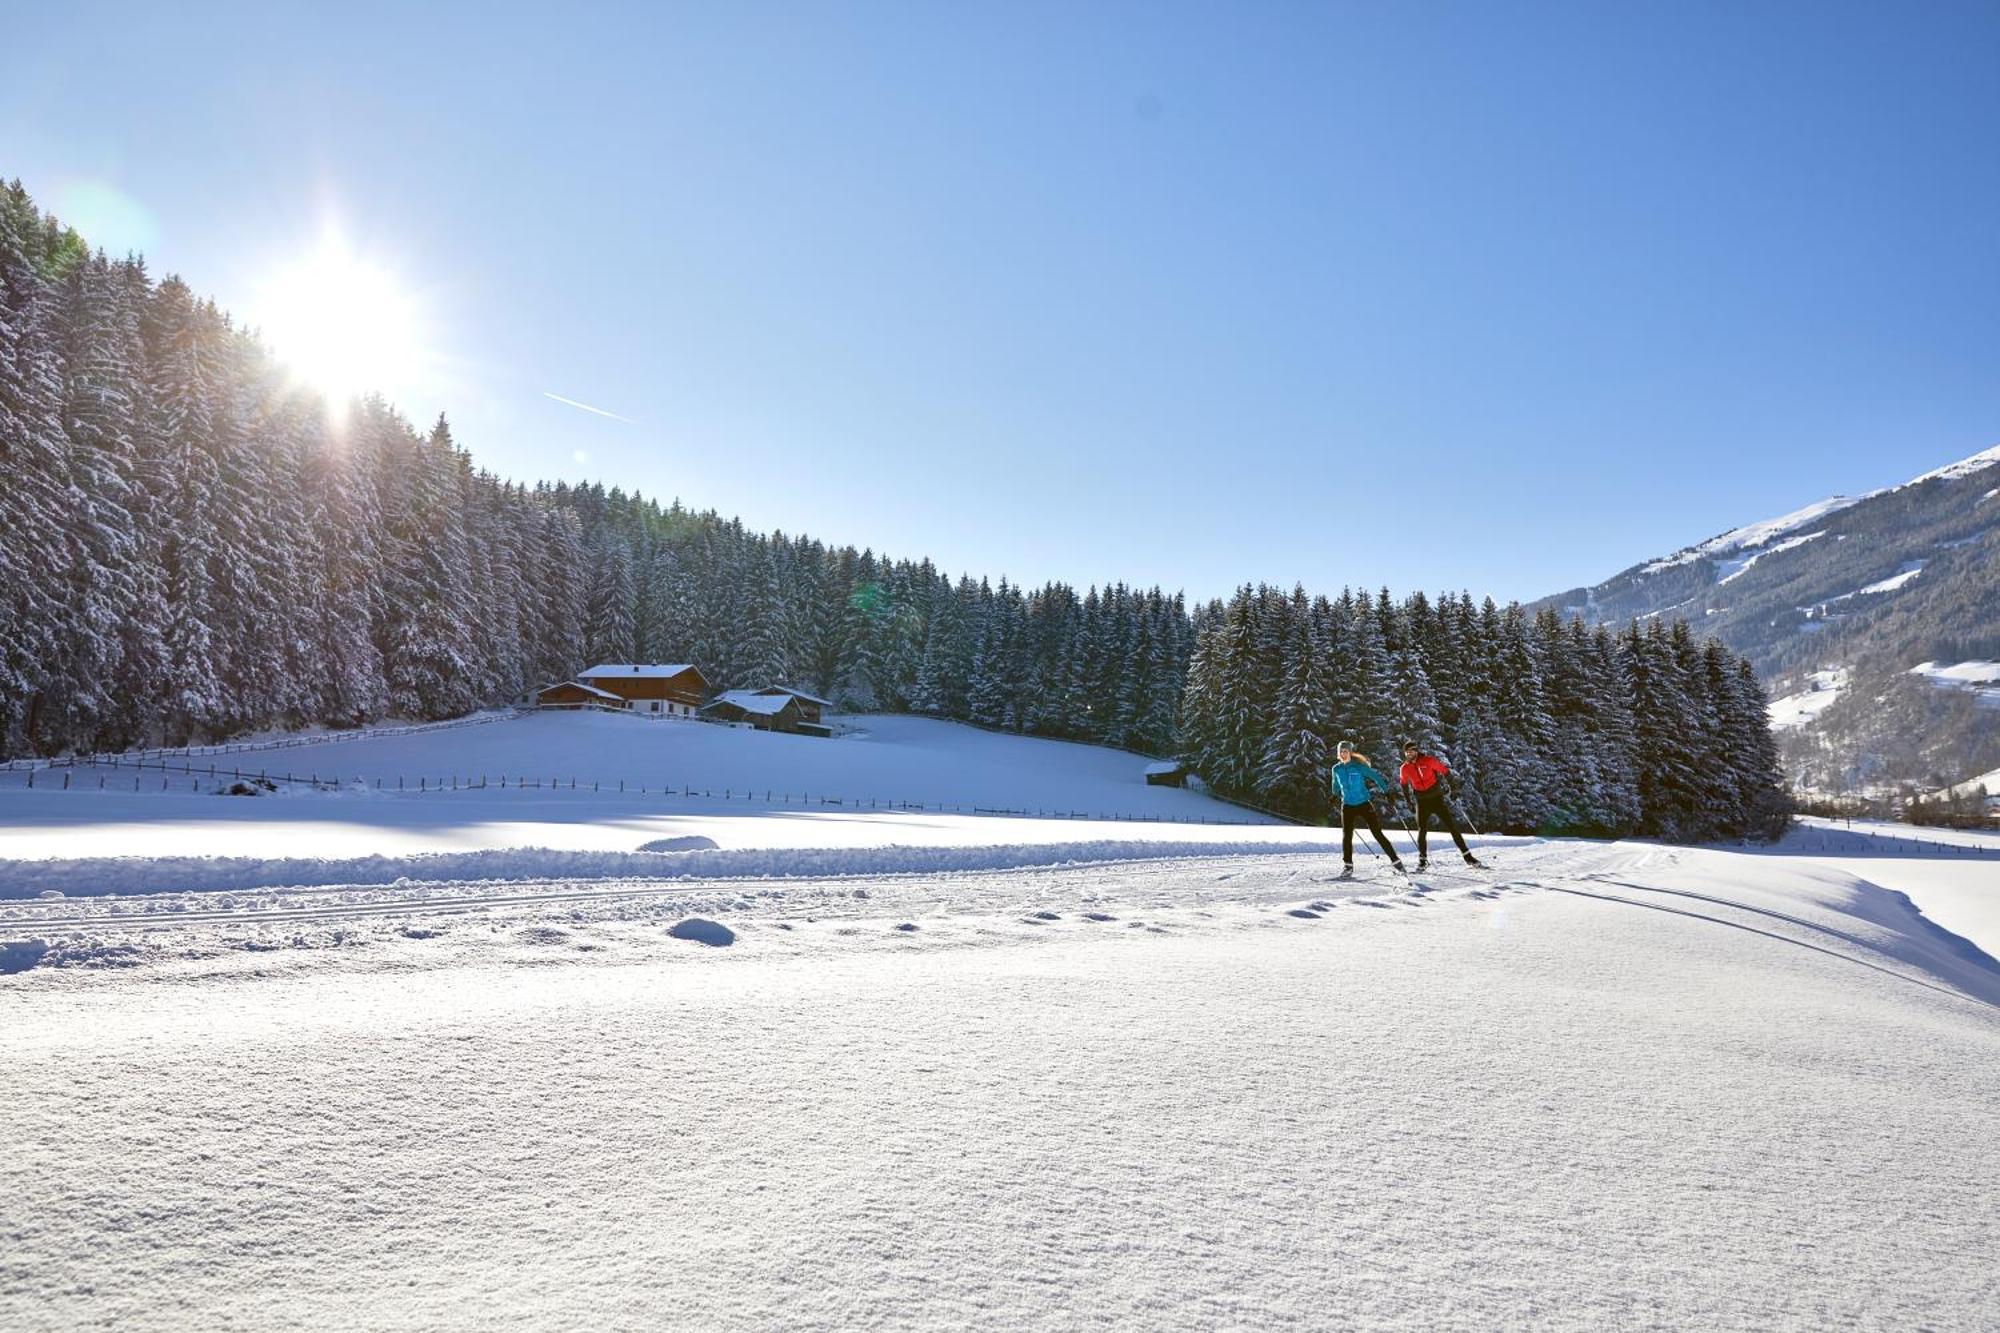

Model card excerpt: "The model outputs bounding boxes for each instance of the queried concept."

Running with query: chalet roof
[751,684,834,707]
[1143,760,1186,776]
[704,689,799,717]
[578,663,701,679]
[539,680,623,702]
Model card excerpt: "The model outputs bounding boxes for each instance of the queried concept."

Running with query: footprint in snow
[1286,908,1322,920]
[1024,911,1061,923]
[894,922,920,933]
[1082,912,1117,922]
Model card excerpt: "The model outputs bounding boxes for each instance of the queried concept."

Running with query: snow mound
[0,939,49,974]
[638,836,722,853]
[667,918,734,947]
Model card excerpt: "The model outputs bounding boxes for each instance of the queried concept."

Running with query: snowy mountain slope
[1534,443,2000,795]
[3,834,1996,1330]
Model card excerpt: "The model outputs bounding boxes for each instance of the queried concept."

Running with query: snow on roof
[704,689,798,716]
[579,663,700,679]
[753,685,834,707]
[540,680,623,702]
[1143,760,1185,775]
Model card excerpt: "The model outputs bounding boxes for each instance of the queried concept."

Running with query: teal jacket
[1330,758,1393,807]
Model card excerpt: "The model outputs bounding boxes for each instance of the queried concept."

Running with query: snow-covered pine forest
[0,180,1784,838]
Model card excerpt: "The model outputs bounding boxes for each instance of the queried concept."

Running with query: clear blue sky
[7,1,1998,602]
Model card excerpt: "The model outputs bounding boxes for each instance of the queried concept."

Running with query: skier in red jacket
[1398,740,1483,870]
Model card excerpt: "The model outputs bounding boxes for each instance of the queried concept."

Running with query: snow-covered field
[4,721,1998,1329]
[1909,658,2000,706]
[1766,666,1847,730]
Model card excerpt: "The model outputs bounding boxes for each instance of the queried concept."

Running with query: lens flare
[251,227,428,412]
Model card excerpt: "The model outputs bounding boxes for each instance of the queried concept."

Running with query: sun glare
[253,229,428,411]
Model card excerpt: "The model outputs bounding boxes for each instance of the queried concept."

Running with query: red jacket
[1399,754,1449,793]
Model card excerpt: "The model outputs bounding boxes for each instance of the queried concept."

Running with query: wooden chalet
[574,663,710,717]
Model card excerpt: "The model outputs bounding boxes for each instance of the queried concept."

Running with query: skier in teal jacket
[1331,741,1405,873]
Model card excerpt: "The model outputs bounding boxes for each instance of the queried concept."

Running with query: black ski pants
[1411,788,1470,859]
[1340,799,1398,864]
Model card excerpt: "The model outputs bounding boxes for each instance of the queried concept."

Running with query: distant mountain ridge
[1533,444,2000,796]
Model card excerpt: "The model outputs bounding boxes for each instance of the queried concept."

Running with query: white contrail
[543,391,632,423]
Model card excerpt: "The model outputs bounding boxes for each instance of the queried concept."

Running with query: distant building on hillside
[534,663,710,716]
[748,685,834,727]
[1144,760,1190,787]
[703,689,828,736]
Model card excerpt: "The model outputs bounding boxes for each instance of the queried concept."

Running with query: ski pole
[1394,794,1422,862]
[1455,796,1483,839]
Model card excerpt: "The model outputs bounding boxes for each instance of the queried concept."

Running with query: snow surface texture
[3,838,1998,1330]
[0,711,1259,820]
[0,712,1299,880]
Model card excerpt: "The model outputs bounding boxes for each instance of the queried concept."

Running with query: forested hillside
[0,179,1786,838]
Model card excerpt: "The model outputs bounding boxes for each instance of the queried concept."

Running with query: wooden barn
[703,689,812,734]
[749,685,834,726]
[574,663,710,717]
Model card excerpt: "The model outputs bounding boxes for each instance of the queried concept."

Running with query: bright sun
[253,230,427,409]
